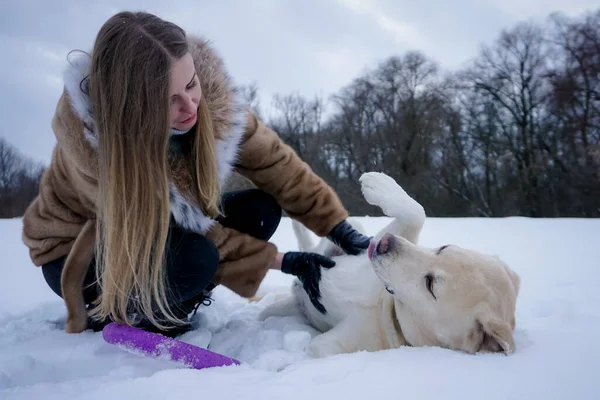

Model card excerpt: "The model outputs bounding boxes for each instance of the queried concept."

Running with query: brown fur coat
[21,35,348,299]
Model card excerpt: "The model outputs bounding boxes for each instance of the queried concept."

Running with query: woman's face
[169,52,202,131]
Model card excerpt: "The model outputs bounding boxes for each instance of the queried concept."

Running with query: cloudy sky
[1,0,597,165]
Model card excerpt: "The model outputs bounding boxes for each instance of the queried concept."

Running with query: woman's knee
[184,233,219,278]
[41,257,65,298]
[219,189,282,240]
[41,256,99,304]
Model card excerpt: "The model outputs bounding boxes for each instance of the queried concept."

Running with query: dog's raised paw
[360,172,408,211]
[359,172,425,225]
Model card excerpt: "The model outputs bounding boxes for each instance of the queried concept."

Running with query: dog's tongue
[368,240,375,260]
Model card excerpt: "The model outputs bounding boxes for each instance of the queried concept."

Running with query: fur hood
[58,35,248,234]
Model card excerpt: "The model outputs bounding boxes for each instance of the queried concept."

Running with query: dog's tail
[292,219,315,251]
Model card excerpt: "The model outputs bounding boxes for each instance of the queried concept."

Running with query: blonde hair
[86,11,221,330]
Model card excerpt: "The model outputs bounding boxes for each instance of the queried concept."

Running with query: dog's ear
[492,256,520,296]
[504,265,521,296]
[477,317,516,355]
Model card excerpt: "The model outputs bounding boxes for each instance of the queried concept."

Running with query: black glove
[281,251,336,314]
[327,220,371,255]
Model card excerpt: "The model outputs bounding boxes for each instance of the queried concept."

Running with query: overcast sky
[1,0,597,165]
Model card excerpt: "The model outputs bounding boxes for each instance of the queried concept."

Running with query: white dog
[259,172,521,358]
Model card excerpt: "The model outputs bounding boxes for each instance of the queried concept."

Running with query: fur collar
[61,35,248,234]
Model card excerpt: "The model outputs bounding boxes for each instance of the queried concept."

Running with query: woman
[21,11,369,336]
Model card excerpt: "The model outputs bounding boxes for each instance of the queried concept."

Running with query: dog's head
[368,233,520,355]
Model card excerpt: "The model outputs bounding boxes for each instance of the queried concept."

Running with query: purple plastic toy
[102,322,240,370]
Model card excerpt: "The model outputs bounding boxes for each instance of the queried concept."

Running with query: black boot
[84,284,215,337]
[134,283,216,337]
[86,302,111,332]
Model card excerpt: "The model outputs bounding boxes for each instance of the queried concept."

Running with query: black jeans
[42,189,282,327]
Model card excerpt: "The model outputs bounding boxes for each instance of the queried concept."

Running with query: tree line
[0,138,44,218]
[2,9,599,218]
[236,9,600,217]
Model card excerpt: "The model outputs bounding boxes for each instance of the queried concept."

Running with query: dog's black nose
[376,233,397,255]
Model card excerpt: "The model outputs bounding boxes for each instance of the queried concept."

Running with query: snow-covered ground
[1,216,599,399]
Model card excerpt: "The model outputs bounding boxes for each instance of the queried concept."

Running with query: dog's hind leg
[292,219,316,252]
[291,219,344,258]
[359,172,426,244]
[61,219,96,333]
[306,317,366,358]
[257,293,299,321]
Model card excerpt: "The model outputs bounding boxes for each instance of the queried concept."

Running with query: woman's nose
[182,96,196,113]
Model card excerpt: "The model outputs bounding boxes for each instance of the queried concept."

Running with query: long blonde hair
[86,11,221,330]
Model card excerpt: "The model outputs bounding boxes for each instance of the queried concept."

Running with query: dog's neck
[380,293,408,349]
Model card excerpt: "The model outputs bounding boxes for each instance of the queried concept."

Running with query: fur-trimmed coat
[21,35,348,298]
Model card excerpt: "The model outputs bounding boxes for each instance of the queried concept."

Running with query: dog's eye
[385,285,395,295]
[425,273,436,299]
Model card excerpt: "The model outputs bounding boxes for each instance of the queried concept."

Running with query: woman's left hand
[279,251,336,313]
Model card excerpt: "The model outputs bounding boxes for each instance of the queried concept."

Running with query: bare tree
[0,137,22,198]
[545,10,600,216]
[0,137,45,218]
[238,81,263,120]
[459,22,552,217]
[223,82,263,191]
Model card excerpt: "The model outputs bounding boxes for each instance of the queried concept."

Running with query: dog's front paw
[359,172,408,213]
[360,172,425,229]
[307,333,351,359]
[307,339,340,359]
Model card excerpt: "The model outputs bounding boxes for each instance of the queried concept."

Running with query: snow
[1,216,599,399]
